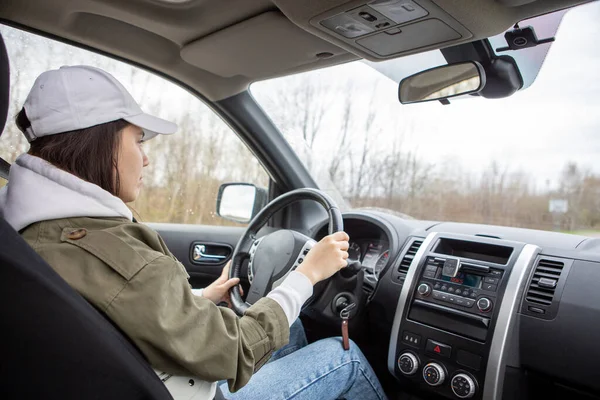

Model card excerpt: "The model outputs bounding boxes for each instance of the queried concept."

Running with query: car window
[0,25,268,226]
[251,2,600,235]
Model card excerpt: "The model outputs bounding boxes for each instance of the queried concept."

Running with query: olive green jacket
[21,216,289,392]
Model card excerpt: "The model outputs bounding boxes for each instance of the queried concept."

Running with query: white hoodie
[0,153,313,399]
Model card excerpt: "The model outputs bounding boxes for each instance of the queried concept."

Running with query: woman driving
[0,65,386,400]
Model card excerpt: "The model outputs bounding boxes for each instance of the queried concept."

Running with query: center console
[388,233,540,399]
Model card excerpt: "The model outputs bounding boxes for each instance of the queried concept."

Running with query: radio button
[417,283,432,296]
[484,277,499,285]
[477,297,493,312]
[483,283,498,292]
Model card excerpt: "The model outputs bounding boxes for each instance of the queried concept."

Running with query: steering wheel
[229,188,343,316]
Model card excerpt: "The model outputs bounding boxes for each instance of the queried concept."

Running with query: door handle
[191,243,231,264]
[193,244,226,260]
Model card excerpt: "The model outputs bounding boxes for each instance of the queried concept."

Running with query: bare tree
[328,93,353,182]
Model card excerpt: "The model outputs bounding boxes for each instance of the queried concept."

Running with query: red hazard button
[426,339,451,358]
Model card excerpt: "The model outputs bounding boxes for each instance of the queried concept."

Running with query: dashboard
[313,214,399,299]
[348,239,389,288]
[310,210,600,400]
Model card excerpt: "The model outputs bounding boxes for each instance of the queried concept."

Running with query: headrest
[0,33,9,135]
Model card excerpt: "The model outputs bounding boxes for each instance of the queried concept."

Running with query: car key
[340,303,356,350]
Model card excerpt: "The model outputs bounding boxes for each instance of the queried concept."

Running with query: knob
[422,362,445,386]
[397,352,419,376]
[417,283,431,296]
[477,297,492,312]
[451,373,477,398]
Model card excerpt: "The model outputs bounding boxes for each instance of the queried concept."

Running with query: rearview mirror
[216,183,268,224]
[399,61,486,104]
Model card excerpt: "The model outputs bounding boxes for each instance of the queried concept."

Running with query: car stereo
[413,255,504,330]
[388,233,533,400]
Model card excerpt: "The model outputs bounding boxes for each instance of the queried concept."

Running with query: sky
[252,1,600,193]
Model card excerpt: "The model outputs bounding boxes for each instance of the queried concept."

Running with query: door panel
[148,222,245,289]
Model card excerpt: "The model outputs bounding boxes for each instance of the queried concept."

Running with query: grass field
[562,230,600,237]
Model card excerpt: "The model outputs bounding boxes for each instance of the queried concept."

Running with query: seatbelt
[0,157,9,180]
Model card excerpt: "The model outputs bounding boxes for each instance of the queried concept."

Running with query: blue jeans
[220,320,387,400]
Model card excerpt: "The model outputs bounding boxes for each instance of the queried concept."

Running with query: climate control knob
[397,352,419,376]
[477,297,493,312]
[417,283,432,296]
[422,362,445,386]
[451,373,477,398]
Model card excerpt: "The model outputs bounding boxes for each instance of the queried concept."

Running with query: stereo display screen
[440,271,482,288]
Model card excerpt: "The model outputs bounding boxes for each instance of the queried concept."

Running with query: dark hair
[16,108,130,196]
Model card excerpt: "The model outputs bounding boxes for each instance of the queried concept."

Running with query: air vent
[525,259,564,306]
[398,239,423,274]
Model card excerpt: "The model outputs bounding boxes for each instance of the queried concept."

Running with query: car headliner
[0,0,592,101]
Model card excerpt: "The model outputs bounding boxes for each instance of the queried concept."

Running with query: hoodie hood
[0,153,132,231]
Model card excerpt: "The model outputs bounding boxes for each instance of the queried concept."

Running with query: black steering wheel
[229,188,343,316]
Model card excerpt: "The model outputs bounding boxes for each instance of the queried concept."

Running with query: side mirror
[398,61,486,104]
[216,183,268,224]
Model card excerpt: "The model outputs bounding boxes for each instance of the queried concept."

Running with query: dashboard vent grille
[398,239,423,275]
[525,259,564,306]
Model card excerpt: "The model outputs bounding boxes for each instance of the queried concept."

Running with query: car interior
[1,0,600,399]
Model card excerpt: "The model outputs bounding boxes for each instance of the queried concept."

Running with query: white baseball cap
[22,65,177,142]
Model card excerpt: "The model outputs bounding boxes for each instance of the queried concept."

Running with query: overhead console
[388,232,539,399]
[310,0,472,59]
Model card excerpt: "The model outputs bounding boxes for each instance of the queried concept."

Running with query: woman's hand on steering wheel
[228,188,347,316]
[296,231,350,285]
[203,261,243,307]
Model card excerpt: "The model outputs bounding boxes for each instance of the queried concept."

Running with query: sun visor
[495,0,538,6]
[180,11,347,78]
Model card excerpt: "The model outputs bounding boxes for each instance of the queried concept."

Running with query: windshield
[364,7,566,92]
[251,2,600,234]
